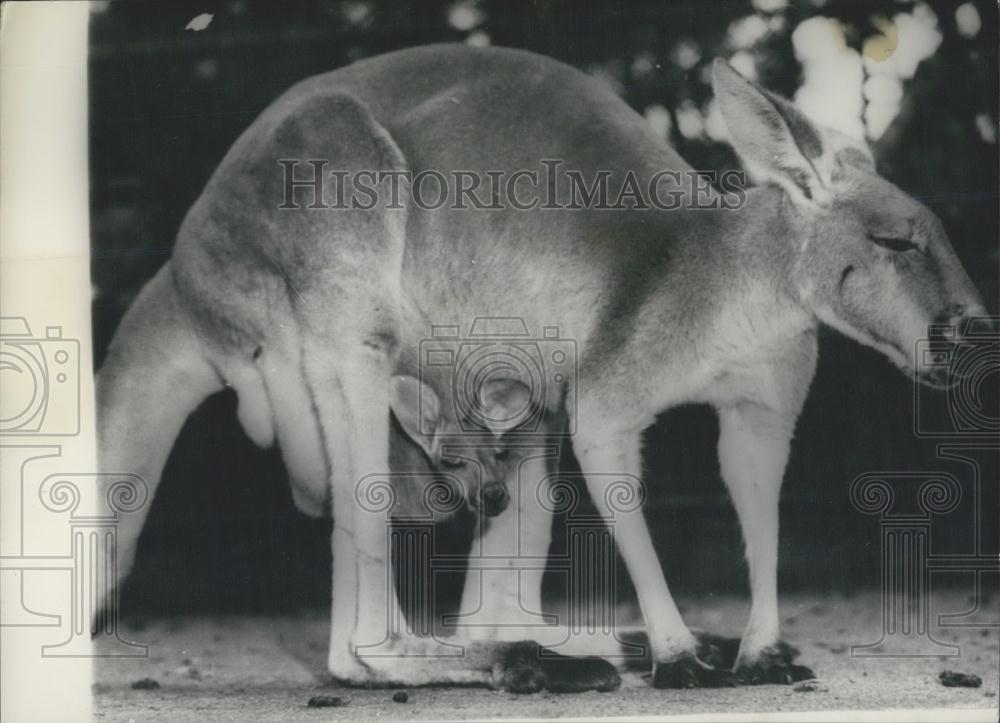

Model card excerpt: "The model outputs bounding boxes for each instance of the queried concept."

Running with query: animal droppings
[307,694,346,707]
[939,670,982,688]
[793,680,828,693]
[130,678,161,690]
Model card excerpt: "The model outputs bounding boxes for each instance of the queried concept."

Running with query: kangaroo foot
[734,642,814,685]
[694,631,741,671]
[651,653,739,689]
[618,629,742,674]
[493,642,620,694]
[328,657,378,688]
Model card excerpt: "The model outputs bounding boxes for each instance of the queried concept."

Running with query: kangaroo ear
[478,378,532,435]
[390,375,441,459]
[712,58,828,205]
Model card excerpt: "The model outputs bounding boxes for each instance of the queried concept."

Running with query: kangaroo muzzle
[918,306,995,389]
[479,482,510,517]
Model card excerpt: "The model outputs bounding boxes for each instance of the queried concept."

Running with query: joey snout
[478,482,510,517]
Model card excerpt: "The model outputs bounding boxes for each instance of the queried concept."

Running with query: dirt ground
[94,591,998,721]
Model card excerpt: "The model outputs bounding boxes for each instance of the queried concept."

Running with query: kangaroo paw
[693,631,741,671]
[539,652,620,693]
[618,629,742,674]
[652,654,739,689]
[492,642,547,693]
[328,662,379,689]
[492,642,620,694]
[734,643,814,685]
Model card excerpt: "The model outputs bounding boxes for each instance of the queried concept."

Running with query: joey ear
[712,58,828,204]
[478,378,532,435]
[390,375,441,459]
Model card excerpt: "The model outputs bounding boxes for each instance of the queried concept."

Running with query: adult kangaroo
[97,44,986,688]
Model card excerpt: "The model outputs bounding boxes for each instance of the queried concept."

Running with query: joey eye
[440,456,466,469]
[869,235,922,254]
[494,448,510,462]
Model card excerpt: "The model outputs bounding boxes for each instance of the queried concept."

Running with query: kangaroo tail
[96,263,222,597]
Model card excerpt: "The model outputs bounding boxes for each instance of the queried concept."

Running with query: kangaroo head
[390,375,540,517]
[712,59,987,387]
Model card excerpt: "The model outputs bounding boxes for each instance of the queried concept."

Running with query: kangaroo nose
[481,483,509,517]
[940,301,995,337]
[958,313,997,338]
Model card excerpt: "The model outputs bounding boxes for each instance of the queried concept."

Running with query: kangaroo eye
[440,456,466,469]
[494,448,510,461]
[869,235,921,254]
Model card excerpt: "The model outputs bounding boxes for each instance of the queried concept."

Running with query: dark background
[88,0,999,614]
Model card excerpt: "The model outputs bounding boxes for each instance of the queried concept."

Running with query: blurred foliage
[90,1,998,607]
